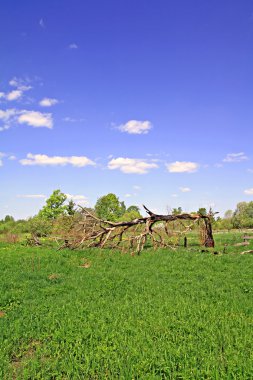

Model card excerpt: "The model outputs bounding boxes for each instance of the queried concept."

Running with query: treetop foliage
[95,193,126,221]
[38,190,68,219]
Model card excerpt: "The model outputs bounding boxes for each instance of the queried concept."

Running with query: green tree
[66,199,76,215]
[224,210,233,219]
[119,205,142,221]
[28,216,53,237]
[4,215,15,222]
[38,190,67,220]
[95,193,126,221]
[233,201,253,228]
[197,207,207,216]
[172,207,182,215]
[126,205,140,214]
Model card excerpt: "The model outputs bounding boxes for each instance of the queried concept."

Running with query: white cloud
[244,188,253,195]
[18,111,53,129]
[0,109,16,121]
[20,153,96,167]
[65,194,88,205]
[3,78,32,101]
[9,77,32,91]
[171,194,178,198]
[223,152,248,163]
[69,43,78,49]
[39,98,59,107]
[125,194,132,198]
[6,90,23,101]
[17,194,46,199]
[0,153,17,163]
[179,187,191,192]
[117,120,152,135]
[166,161,199,173]
[0,109,16,131]
[108,157,158,174]
[63,116,86,123]
[133,185,141,191]
[0,125,10,131]
[9,78,19,87]
[1,107,52,131]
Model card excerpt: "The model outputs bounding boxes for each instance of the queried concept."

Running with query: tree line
[1,190,253,240]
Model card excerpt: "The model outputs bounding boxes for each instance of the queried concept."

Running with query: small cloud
[0,109,17,130]
[166,161,199,173]
[125,194,132,198]
[0,109,17,121]
[20,153,96,167]
[17,194,46,199]
[18,110,53,129]
[9,77,32,91]
[108,157,158,174]
[117,120,152,135]
[133,185,141,191]
[171,194,178,198]
[6,90,23,101]
[0,125,10,132]
[65,194,88,205]
[0,153,16,163]
[39,18,45,28]
[69,43,78,49]
[39,98,59,107]
[244,188,253,195]
[0,109,51,130]
[63,116,86,123]
[179,187,191,192]
[223,152,248,163]
[1,78,32,102]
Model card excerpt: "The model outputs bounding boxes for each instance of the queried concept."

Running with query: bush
[27,216,53,237]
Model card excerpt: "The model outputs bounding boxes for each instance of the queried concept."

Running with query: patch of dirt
[79,259,91,268]
[0,310,6,317]
[48,273,60,280]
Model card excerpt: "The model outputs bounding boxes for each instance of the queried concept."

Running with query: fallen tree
[57,205,215,254]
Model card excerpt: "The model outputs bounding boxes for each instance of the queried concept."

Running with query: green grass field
[0,232,253,379]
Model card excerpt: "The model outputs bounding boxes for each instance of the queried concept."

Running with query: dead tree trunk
[57,205,215,254]
[203,217,215,247]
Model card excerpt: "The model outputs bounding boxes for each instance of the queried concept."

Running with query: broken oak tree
[58,205,215,254]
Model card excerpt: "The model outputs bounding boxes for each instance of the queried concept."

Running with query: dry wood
[240,250,253,255]
[56,205,215,254]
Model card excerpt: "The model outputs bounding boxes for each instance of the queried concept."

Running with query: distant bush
[1,233,20,243]
[27,216,53,237]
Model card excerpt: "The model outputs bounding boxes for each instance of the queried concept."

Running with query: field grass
[0,231,253,379]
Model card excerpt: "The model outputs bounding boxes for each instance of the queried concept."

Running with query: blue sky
[1,0,253,219]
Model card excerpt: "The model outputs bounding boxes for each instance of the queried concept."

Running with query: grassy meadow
[0,231,253,379]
